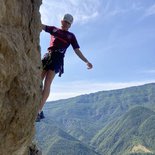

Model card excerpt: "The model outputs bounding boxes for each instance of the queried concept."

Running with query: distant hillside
[91,106,155,155]
[35,83,155,155]
[35,122,100,155]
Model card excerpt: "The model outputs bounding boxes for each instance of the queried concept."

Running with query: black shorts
[42,51,64,77]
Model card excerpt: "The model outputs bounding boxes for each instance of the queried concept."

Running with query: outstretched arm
[74,48,93,69]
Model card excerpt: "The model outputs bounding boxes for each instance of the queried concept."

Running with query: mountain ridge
[35,83,155,155]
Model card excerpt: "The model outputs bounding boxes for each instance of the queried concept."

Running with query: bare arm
[74,48,93,69]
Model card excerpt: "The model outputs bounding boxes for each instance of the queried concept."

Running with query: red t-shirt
[45,26,80,54]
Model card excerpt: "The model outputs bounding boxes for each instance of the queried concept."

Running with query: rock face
[0,0,42,155]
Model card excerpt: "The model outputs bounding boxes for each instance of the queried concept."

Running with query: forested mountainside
[35,83,155,155]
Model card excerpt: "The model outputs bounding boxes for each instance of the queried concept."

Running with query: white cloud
[47,80,155,101]
[101,1,152,22]
[144,4,155,17]
[40,0,100,25]
[101,0,142,19]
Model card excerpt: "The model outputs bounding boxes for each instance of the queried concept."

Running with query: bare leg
[41,70,47,80]
[39,70,55,112]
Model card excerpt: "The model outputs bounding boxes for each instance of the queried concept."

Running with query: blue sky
[39,0,155,101]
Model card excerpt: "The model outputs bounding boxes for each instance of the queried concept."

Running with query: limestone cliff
[0,0,42,155]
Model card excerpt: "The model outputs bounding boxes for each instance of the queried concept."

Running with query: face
[61,20,71,31]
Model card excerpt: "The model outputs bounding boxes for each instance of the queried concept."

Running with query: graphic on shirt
[53,28,58,33]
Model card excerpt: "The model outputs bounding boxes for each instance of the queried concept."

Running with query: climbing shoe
[39,111,45,119]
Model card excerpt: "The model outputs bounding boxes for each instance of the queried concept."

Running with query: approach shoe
[40,111,45,119]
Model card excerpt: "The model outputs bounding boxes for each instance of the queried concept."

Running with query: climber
[36,13,93,122]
